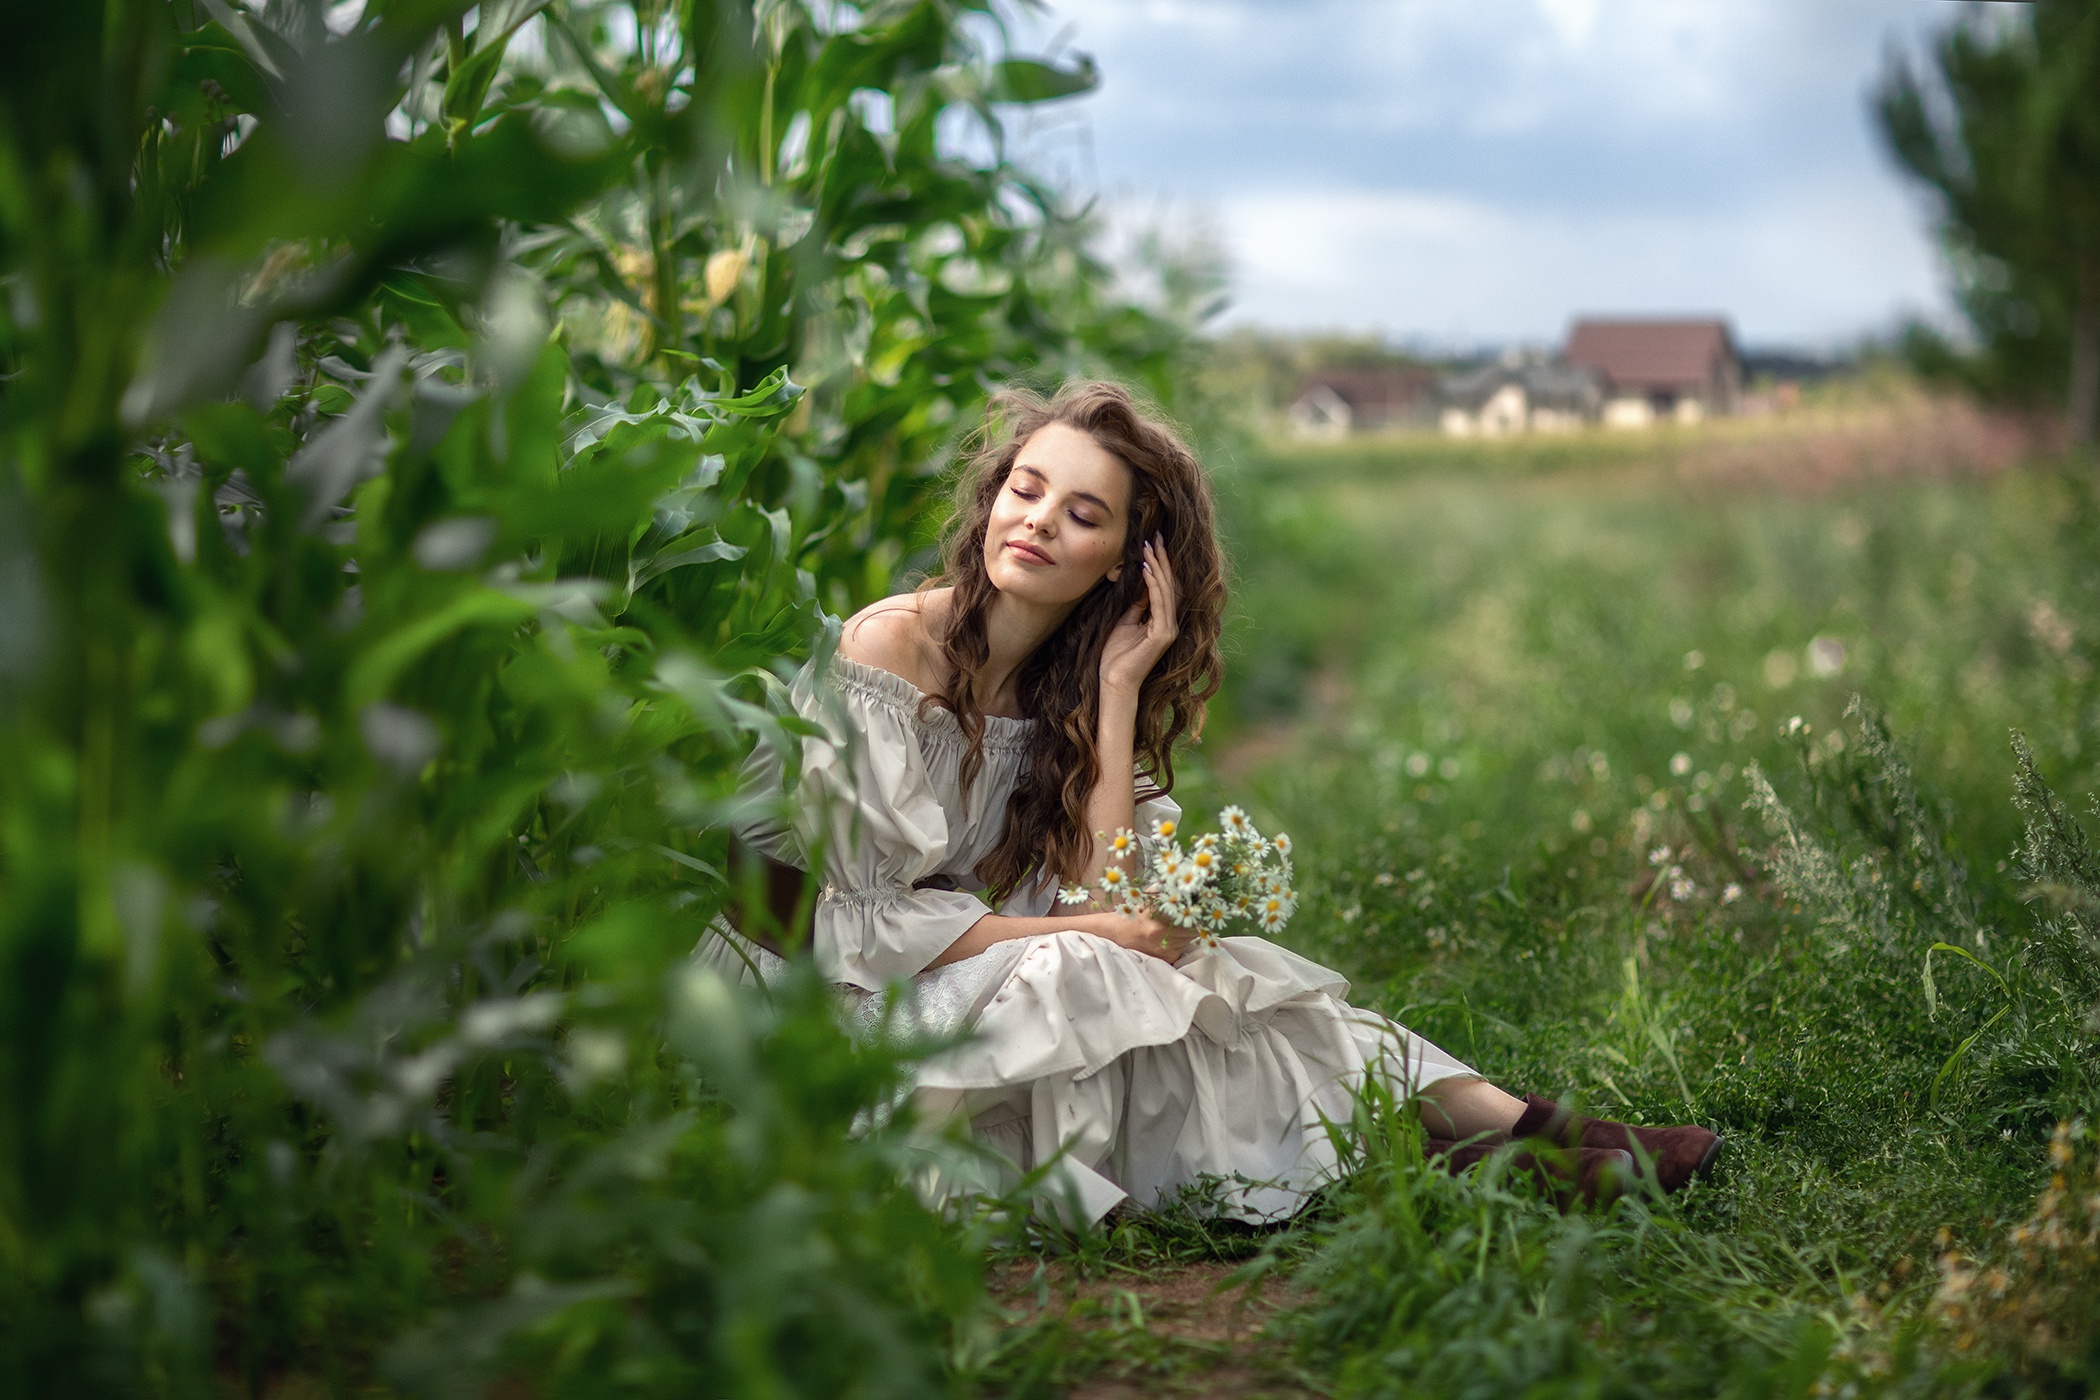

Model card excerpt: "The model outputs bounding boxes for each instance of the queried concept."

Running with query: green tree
[1879,0,2100,443]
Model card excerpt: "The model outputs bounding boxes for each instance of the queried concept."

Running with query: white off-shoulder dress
[703,654,1475,1224]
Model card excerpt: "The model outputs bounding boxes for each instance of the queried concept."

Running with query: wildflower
[1190,847,1218,874]
[1669,872,1696,901]
[1193,832,1220,852]
[1219,806,1251,835]
[1257,896,1287,932]
[1273,832,1293,857]
[1106,828,1137,857]
[1670,752,1692,776]
[1722,882,1743,905]
[1649,845,1672,866]
[1099,866,1127,890]
[1150,817,1176,841]
[1058,885,1090,905]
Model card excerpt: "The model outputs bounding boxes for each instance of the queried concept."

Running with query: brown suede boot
[1424,1134,1635,1209]
[1510,1095,1722,1193]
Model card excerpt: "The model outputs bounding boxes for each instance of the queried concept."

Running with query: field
[17,8,2100,1394]
[980,396,2100,1398]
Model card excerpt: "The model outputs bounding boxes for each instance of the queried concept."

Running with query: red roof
[1563,319,1736,393]
[1298,367,1435,416]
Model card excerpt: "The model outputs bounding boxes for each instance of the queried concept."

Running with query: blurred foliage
[0,0,1203,1394]
[1878,0,2100,441]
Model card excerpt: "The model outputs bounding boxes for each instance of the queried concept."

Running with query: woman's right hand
[1091,910,1197,963]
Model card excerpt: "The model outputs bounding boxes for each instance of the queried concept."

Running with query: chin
[987,561,1089,608]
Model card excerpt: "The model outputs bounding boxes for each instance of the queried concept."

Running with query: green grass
[983,414,2100,1397]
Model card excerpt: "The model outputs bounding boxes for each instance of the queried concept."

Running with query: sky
[1004,0,2001,350]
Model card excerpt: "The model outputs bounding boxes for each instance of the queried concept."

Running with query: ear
[1106,563,1124,583]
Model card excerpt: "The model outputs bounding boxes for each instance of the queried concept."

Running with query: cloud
[1211,181,1942,345]
[1020,0,1968,341]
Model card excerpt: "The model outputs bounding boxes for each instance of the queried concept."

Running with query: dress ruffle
[703,925,1476,1225]
[907,932,1474,1223]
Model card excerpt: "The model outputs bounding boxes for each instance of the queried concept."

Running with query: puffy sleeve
[732,660,992,991]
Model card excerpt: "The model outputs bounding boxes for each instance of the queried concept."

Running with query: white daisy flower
[1099,866,1128,890]
[1649,845,1672,866]
[1273,833,1292,857]
[1150,817,1177,841]
[1722,882,1744,904]
[1107,828,1138,857]
[1220,806,1251,835]
[1058,885,1090,905]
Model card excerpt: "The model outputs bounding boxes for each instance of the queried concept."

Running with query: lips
[1004,540,1054,566]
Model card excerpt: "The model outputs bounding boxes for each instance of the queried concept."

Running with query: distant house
[1562,318,1740,426]
[1287,367,1437,439]
[1437,359,1602,437]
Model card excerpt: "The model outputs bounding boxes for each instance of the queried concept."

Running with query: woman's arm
[1077,536,1181,892]
[930,907,1195,967]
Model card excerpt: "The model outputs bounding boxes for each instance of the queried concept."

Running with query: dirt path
[987,1259,1318,1398]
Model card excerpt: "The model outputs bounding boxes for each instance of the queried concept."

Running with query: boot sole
[1694,1134,1724,1178]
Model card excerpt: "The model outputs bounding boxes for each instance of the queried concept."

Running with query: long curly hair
[921,380,1226,902]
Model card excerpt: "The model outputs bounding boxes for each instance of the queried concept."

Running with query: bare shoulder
[839,590,946,691]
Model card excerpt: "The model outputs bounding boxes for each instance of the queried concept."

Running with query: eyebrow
[1013,464,1118,518]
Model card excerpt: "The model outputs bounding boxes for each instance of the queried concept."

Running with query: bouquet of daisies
[1059,805,1297,947]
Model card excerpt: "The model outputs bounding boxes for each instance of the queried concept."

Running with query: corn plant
[0,1,1188,1394]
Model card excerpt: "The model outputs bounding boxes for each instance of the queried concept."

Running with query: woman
[709,381,1720,1223]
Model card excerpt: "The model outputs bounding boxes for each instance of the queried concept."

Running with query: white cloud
[1022,0,1965,342]
[1208,182,1943,345]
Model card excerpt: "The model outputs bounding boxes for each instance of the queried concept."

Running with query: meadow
[981,397,2100,1398]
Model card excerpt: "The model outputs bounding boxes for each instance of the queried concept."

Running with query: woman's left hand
[1099,535,1179,699]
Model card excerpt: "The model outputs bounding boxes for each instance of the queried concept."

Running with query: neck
[974,588,1079,714]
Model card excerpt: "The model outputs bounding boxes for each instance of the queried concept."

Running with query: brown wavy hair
[921,380,1226,902]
